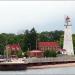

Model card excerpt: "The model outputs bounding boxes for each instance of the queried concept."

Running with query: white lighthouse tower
[63,16,74,55]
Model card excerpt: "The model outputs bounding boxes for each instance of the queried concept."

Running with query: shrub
[44,50,57,57]
[16,50,22,58]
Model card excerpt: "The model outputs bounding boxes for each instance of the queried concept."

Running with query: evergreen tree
[30,28,37,50]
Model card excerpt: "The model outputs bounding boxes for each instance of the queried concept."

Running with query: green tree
[39,30,64,42]
[19,30,31,52]
[30,28,37,50]
[73,34,75,54]
[0,34,6,55]
[6,34,16,44]
[52,30,64,41]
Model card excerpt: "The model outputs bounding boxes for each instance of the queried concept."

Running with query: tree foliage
[0,34,6,55]
[30,28,37,50]
[16,50,23,58]
[39,30,64,42]
[0,28,75,55]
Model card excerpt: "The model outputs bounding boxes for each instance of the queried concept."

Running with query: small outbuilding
[27,50,43,57]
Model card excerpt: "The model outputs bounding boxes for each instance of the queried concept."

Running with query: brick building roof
[38,42,60,47]
[6,44,21,51]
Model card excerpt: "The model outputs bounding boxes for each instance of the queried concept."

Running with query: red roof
[38,42,59,47]
[6,44,21,51]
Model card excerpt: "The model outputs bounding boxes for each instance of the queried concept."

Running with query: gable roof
[38,42,60,47]
[6,44,21,51]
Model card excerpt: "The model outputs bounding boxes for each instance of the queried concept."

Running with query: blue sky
[0,1,75,34]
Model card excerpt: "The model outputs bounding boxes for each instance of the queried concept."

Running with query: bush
[24,52,28,57]
[16,50,23,58]
[44,50,57,57]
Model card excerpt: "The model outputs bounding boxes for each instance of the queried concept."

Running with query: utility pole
[36,39,38,50]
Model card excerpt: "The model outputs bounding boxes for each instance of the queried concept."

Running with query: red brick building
[5,44,21,56]
[38,42,60,52]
